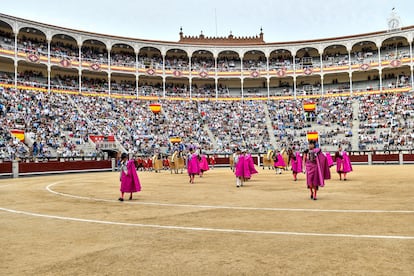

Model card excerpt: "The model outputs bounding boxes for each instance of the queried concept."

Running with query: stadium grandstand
[0,12,413,163]
[2,6,414,276]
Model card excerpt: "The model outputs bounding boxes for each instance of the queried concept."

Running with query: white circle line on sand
[1,207,413,240]
[46,182,414,214]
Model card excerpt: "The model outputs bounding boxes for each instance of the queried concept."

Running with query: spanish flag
[307,131,318,141]
[149,103,161,114]
[303,102,316,112]
[10,129,25,142]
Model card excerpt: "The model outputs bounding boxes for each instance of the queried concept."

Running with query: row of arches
[2,56,411,98]
[1,20,413,72]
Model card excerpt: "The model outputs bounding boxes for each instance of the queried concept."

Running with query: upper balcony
[0,13,413,81]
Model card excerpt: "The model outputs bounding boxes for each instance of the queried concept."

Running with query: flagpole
[215,8,218,36]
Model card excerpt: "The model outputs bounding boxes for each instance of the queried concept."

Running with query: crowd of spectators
[81,45,108,63]
[358,93,397,150]
[111,51,135,67]
[137,55,163,69]
[217,57,241,72]
[191,56,215,71]
[0,30,13,50]
[2,32,413,75]
[199,100,269,152]
[269,56,293,70]
[358,93,414,151]
[17,35,47,56]
[380,43,410,61]
[0,75,413,160]
[322,52,349,68]
[165,55,189,71]
[50,41,78,60]
[267,97,354,152]
[0,86,96,160]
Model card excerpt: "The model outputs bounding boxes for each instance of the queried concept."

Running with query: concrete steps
[351,100,360,150]
[263,103,277,148]
[203,124,218,149]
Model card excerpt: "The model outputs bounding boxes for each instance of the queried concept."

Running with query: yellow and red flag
[149,103,161,114]
[10,129,25,142]
[307,131,318,141]
[303,101,316,112]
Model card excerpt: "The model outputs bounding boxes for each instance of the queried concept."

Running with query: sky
[1,0,413,43]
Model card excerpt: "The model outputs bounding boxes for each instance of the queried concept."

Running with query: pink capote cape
[235,155,251,179]
[325,152,334,167]
[291,152,303,173]
[336,151,353,173]
[120,160,141,193]
[306,149,331,188]
[187,153,201,175]
[199,155,210,172]
[274,153,286,168]
[246,154,258,176]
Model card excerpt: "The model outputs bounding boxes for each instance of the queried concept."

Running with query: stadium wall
[2,152,414,178]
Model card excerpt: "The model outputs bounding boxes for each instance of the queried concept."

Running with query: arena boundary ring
[1,176,414,241]
[46,182,414,214]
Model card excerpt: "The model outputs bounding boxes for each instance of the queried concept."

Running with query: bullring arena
[1,166,414,275]
[0,9,414,275]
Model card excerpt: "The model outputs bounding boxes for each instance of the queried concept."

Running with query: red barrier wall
[0,162,12,174]
[2,153,413,177]
[18,160,111,174]
[403,154,414,161]
[372,154,399,162]
[214,157,230,165]
[349,155,369,162]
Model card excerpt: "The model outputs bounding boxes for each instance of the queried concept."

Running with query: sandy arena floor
[0,165,413,275]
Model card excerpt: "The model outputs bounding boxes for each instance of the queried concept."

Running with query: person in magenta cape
[234,148,250,187]
[290,151,303,181]
[245,152,258,179]
[187,148,200,184]
[273,151,286,174]
[304,140,331,200]
[335,145,353,180]
[198,152,210,177]
[118,153,141,201]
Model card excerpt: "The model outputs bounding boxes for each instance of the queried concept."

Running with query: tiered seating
[0,87,96,159]
[199,101,269,152]
[1,80,413,157]
[267,97,354,152]
[357,94,396,150]
[162,101,214,150]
